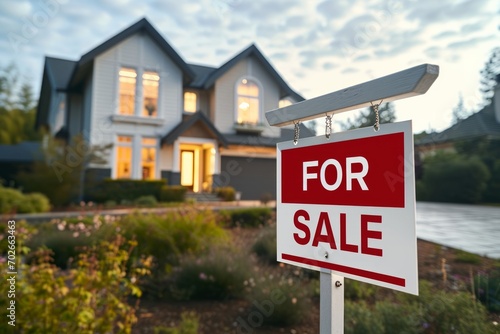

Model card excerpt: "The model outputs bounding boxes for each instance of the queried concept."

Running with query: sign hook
[325,114,333,140]
[293,121,300,145]
[370,100,383,132]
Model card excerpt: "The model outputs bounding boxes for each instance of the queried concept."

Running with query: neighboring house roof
[36,57,77,129]
[162,111,229,147]
[416,103,500,146]
[0,142,42,163]
[190,44,304,101]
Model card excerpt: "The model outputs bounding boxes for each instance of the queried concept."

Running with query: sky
[0,0,498,134]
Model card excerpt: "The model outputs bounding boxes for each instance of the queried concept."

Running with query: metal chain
[371,102,380,131]
[293,121,300,145]
[325,114,332,139]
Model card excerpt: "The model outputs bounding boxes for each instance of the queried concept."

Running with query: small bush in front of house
[252,225,277,264]
[135,195,158,206]
[160,185,187,202]
[213,186,236,201]
[0,185,50,214]
[18,192,51,213]
[169,247,251,301]
[226,207,273,228]
[90,179,166,203]
[243,268,313,327]
[98,210,229,273]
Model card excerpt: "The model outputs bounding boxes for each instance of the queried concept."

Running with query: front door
[180,150,195,191]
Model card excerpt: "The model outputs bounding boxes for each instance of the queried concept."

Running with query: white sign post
[265,63,439,333]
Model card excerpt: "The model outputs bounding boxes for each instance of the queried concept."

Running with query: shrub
[0,185,24,213]
[153,312,199,334]
[374,301,420,334]
[345,301,384,334]
[98,210,229,275]
[252,225,277,264]
[214,186,236,201]
[0,234,150,334]
[455,249,482,264]
[18,192,51,213]
[89,179,166,203]
[160,185,187,202]
[169,247,251,300]
[0,185,50,213]
[135,195,158,206]
[243,268,313,327]
[344,278,378,302]
[225,207,273,228]
[421,152,490,203]
[475,268,500,312]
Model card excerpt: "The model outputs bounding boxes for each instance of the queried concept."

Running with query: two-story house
[36,18,312,200]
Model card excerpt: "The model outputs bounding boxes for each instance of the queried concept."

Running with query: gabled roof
[162,111,228,147]
[36,57,77,129]
[416,103,500,146]
[190,44,304,101]
[71,18,195,87]
[187,64,217,88]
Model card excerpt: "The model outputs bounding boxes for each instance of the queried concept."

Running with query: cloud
[433,30,457,40]
[316,0,350,20]
[406,0,493,26]
[461,21,487,34]
[424,46,441,58]
[341,67,358,74]
[322,61,338,70]
[271,52,288,60]
[447,35,496,49]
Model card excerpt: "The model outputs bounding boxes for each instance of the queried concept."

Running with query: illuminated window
[236,78,260,124]
[116,136,132,178]
[119,68,136,115]
[279,99,292,108]
[142,71,159,117]
[184,92,197,112]
[141,137,157,180]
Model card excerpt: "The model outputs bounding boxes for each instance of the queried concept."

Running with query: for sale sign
[276,121,418,295]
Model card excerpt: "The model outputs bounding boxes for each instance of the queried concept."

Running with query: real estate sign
[276,120,418,295]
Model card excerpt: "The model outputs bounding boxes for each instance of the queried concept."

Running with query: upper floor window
[119,68,136,115]
[142,71,159,117]
[236,78,260,125]
[184,92,197,113]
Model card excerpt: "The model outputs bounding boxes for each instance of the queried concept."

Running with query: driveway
[416,202,500,259]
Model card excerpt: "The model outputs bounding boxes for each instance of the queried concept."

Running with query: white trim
[110,114,165,126]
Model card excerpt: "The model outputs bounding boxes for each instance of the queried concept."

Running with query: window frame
[234,77,262,125]
[115,135,133,179]
[142,70,160,118]
[118,67,137,116]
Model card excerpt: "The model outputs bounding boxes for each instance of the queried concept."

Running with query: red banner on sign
[281,132,405,208]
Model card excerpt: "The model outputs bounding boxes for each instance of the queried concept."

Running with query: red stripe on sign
[281,253,406,287]
[281,132,405,207]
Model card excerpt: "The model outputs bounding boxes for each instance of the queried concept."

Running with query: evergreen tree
[451,94,470,124]
[340,102,396,130]
[479,46,500,106]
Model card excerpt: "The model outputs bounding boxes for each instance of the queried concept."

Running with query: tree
[479,46,500,106]
[0,64,40,144]
[16,135,111,207]
[451,94,470,124]
[340,102,396,130]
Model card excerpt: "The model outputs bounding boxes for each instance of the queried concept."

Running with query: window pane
[118,136,132,144]
[117,145,132,179]
[141,137,157,180]
[237,79,259,97]
[237,96,259,124]
[119,68,136,115]
[142,137,156,146]
[143,71,159,117]
[184,92,197,112]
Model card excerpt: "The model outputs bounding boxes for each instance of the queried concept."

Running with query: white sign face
[276,121,418,295]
